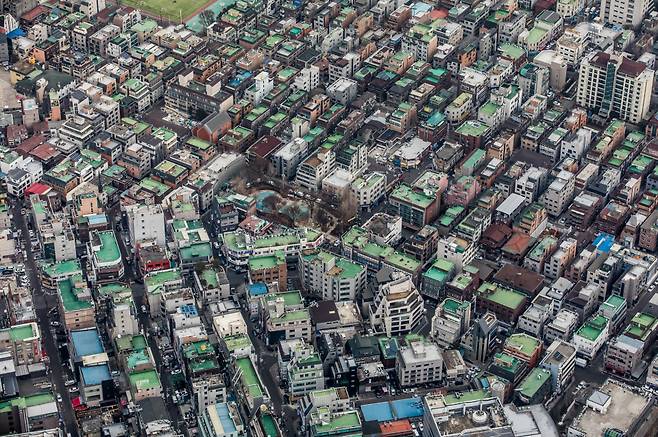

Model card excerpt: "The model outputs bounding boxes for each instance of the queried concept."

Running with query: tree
[199,10,216,29]
[339,190,358,222]
[286,202,305,224]
[262,194,281,212]
[232,176,248,194]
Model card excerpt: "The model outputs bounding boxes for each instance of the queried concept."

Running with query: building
[125,203,166,247]
[572,315,609,360]
[599,0,652,27]
[543,170,575,217]
[577,52,654,124]
[504,333,542,367]
[263,291,312,344]
[248,252,287,291]
[198,402,245,437]
[460,312,498,363]
[514,368,552,405]
[567,379,652,437]
[396,337,443,387]
[351,172,386,209]
[299,250,366,302]
[431,298,471,348]
[88,230,124,283]
[0,323,42,366]
[370,274,424,337]
[539,340,576,393]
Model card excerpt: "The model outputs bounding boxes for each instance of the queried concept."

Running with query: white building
[515,166,548,204]
[295,149,336,191]
[540,340,576,392]
[571,315,609,360]
[560,127,593,161]
[556,0,584,18]
[351,172,386,209]
[326,78,358,105]
[544,309,579,344]
[287,345,325,398]
[370,274,424,337]
[599,0,652,27]
[436,235,476,271]
[299,250,366,301]
[543,170,575,217]
[125,203,166,247]
[244,71,273,106]
[557,28,586,66]
[396,338,443,387]
[293,66,320,92]
[272,138,308,180]
[577,52,654,124]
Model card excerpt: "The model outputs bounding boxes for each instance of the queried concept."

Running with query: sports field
[121,0,209,21]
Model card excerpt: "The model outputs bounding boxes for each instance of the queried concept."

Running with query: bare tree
[286,202,306,224]
[199,10,216,28]
[339,190,358,222]
[262,194,281,212]
[232,176,248,194]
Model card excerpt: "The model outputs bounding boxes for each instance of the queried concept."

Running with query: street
[107,207,185,431]
[11,199,80,437]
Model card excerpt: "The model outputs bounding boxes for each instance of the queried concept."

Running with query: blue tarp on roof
[7,28,26,39]
[361,397,424,422]
[593,233,614,253]
[80,364,111,386]
[71,329,104,357]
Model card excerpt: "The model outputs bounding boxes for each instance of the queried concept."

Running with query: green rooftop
[443,389,492,405]
[59,276,92,312]
[312,411,361,435]
[42,259,82,278]
[129,369,161,391]
[390,183,435,208]
[505,333,540,355]
[93,231,121,264]
[8,324,36,342]
[576,315,609,342]
[516,368,551,399]
[236,357,264,398]
[478,282,526,309]
[455,120,489,137]
[249,252,286,271]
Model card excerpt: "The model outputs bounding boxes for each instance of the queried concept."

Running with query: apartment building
[396,337,443,387]
[431,298,472,348]
[543,170,575,217]
[572,315,609,360]
[540,340,576,392]
[299,250,366,302]
[599,0,652,27]
[577,52,654,124]
[248,252,287,291]
[370,274,424,337]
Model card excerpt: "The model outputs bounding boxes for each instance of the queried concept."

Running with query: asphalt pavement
[107,207,185,431]
[12,199,80,437]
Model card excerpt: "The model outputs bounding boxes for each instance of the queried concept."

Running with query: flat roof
[129,369,161,390]
[235,357,263,398]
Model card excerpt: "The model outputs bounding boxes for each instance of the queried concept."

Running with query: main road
[11,199,79,437]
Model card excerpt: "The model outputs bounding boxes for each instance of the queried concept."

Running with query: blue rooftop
[179,304,198,316]
[87,214,108,225]
[593,233,614,253]
[215,403,237,434]
[361,397,424,422]
[248,282,268,297]
[80,364,111,386]
[71,329,104,357]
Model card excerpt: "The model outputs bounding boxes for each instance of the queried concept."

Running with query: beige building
[577,52,654,124]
